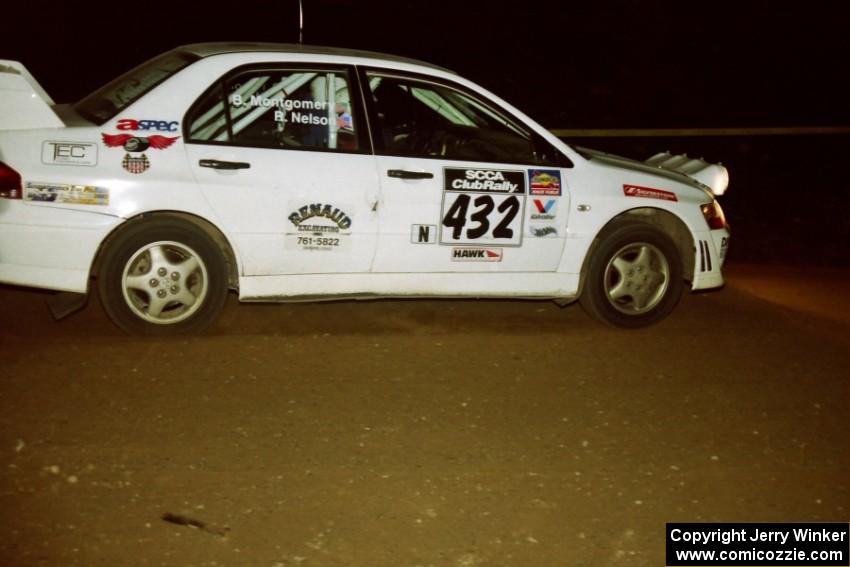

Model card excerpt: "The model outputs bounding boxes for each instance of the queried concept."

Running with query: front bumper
[691,228,730,290]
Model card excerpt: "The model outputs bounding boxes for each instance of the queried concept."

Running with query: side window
[186,68,359,151]
[366,72,558,165]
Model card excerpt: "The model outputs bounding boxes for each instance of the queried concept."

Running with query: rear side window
[74,50,198,124]
[186,68,360,152]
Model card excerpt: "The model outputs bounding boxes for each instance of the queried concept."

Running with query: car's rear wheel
[580,222,683,328]
[98,219,228,335]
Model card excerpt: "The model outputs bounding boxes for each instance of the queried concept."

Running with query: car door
[363,70,572,273]
[184,64,379,276]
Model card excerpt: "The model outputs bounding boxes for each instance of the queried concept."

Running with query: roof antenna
[298,0,304,44]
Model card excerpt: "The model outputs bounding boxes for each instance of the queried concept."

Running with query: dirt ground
[1,263,848,566]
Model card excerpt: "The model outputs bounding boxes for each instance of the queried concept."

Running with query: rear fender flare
[91,211,240,291]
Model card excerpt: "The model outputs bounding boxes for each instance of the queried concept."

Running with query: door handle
[387,169,433,180]
[199,159,251,170]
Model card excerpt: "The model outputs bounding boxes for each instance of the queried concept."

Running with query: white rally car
[0,43,730,335]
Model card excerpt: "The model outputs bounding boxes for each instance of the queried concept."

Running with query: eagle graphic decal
[101,133,179,174]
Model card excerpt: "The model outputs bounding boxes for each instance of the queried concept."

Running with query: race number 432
[440,168,526,246]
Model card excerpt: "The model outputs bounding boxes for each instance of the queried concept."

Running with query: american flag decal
[122,153,150,175]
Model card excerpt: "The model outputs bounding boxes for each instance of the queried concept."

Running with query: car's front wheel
[580,222,683,328]
[98,219,228,335]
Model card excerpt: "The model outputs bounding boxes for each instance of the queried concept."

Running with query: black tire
[580,222,683,328]
[97,218,228,336]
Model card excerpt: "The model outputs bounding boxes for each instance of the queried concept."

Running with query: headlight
[644,152,729,196]
[700,200,727,230]
[694,163,729,196]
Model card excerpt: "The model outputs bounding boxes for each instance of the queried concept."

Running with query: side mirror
[532,133,573,168]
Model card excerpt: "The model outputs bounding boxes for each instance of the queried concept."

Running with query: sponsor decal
[41,141,97,166]
[121,154,149,174]
[529,226,558,237]
[102,133,179,175]
[444,168,525,194]
[451,247,503,262]
[530,198,558,221]
[286,203,352,251]
[529,169,562,196]
[533,199,555,214]
[440,168,526,247]
[102,133,179,152]
[116,119,179,132]
[411,224,437,244]
[623,184,678,202]
[24,182,108,205]
[719,235,730,261]
[288,203,352,231]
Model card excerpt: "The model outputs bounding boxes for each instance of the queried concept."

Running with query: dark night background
[3,0,849,265]
[3,5,850,563]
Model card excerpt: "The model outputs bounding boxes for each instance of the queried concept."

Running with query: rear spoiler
[0,60,64,130]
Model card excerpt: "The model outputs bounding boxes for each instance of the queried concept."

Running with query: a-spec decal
[411,224,437,244]
[117,119,179,132]
[25,182,108,205]
[41,141,97,166]
[440,168,526,248]
[623,184,678,202]
[286,203,352,252]
[528,169,562,196]
[102,133,179,175]
[451,247,503,262]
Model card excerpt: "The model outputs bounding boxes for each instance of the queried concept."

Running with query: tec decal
[440,168,526,248]
[41,141,97,166]
[623,184,678,202]
[286,203,352,252]
[102,133,180,175]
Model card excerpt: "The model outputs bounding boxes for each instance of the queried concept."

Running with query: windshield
[74,50,199,124]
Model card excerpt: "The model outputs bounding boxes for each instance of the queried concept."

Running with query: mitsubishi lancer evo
[0,43,730,335]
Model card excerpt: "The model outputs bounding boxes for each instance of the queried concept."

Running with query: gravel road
[1,263,848,566]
